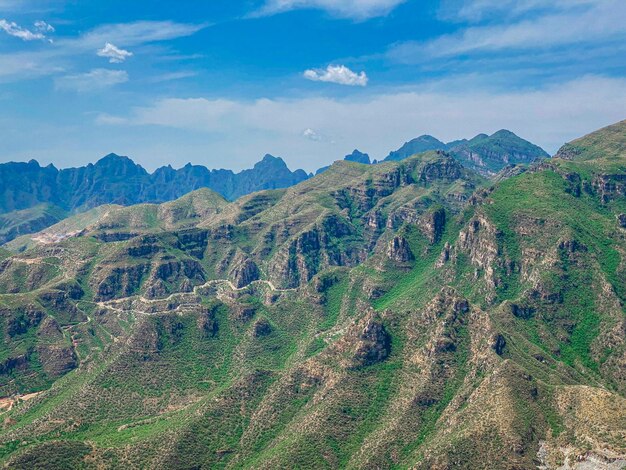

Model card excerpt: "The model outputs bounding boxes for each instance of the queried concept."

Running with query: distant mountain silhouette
[316,149,371,175]
[0,153,310,216]
[384,130,549,174]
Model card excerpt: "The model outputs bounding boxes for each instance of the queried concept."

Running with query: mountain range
[0,153,310,213]
[0,120,623,468]
[0,129,546,246]
[0,154,309,244]
[384,130,550,174]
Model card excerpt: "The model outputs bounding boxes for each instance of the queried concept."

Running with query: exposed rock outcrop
[592,174,626,203]
[252,318,272,337]
[93,263,152,301]
[37,344,77,378]
[230,258,261,289]
[387,236,414,263]
[492,334,507,356]
[334,312,392,369]
[3,306,45,338]
[436,242,452,267]
[418,207,446,243]
[0,354,29,376]
[352,318,391,367]
[418,155,463,183]
[233,304,257,323]
[197,306,219,338]
[453,214,502,298]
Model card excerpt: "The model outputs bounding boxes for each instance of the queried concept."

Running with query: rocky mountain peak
[93,153,148,177]
[384,135,447,162]
[491,129,516,138]
[344,149,371,164]
[469,133,490,142]
[256,154,287,169]
[382,129,549,175]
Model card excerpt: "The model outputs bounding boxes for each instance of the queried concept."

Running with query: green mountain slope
[556,119,626,161]
[0,123,624,469]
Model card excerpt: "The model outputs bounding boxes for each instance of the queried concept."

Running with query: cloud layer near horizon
[96,75,626,171]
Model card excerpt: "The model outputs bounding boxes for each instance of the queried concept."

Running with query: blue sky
[0,0,625,172]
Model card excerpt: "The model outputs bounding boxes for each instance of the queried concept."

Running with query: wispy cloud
[0,19,50,41]
[147,71,198,83]
[34,20,54,32]
[438,0,601,22]
[304,64,368,86]
[389,0,625,61]
[77,21,206,49]
[97,42,133,63]
[252,0,405,20]
[55,68,129,92]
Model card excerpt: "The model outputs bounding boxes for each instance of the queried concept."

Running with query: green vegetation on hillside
[0,121,624,469]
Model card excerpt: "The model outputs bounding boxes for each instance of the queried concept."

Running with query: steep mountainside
[556,119,626,161]
[0,123,624,469]
[384,130,549,175]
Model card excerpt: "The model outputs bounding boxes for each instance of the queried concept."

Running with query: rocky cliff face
[592,173,626,202]
[230,257,261,288]
[387,236,414,262]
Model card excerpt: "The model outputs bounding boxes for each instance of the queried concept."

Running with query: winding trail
[89,278,297,316]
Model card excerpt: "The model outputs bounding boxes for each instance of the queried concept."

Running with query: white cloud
[55,68,129,92]
[34,20,54,32]
[304,65,368,86]
[97,42,133,63]
[254,0,405,20]
[303,128,322,141]
[0,19,46,40]
[96,75,626,171]
[391,0,625,61]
